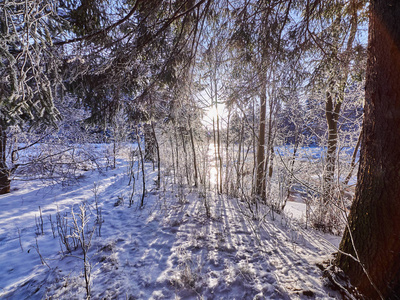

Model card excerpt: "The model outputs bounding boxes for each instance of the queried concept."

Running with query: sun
[202,103,227,130]
[206,106,219,120]
[205,103,226,120]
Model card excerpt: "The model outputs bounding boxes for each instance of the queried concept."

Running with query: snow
[0,145,343,299]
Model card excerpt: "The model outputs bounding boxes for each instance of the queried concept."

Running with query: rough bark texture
[0,124,10,194]
[336,1,400,299]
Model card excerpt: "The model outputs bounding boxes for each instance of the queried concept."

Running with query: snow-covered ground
[0,146,342,299]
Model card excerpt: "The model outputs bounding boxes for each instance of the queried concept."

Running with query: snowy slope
[0,150,342,299]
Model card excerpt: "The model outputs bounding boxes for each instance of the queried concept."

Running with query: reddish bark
[336,1,400,298]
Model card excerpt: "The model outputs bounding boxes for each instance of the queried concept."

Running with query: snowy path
[1,158,341,299]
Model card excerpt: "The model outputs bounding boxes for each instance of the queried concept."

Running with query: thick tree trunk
[335,1,400,299]
[0,124,10,194]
